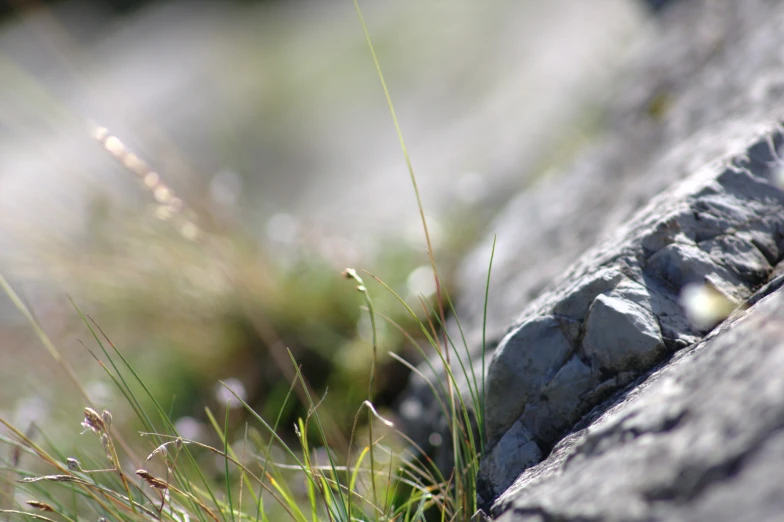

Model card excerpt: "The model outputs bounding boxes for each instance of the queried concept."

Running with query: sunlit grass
[0,2,495,521]
[0,246,493,520]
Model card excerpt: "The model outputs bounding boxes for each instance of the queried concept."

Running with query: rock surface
[401,0,784,447]
[479,127,784,501]
[398,0,784,517]
[455,0,784,348]
[492,281,784,522]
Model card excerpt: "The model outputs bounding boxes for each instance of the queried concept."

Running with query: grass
[0,2,496,521]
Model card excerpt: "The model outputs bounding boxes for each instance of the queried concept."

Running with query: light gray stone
[582,293,665,373]
[698,234,772,281]
[477,132,784,504]
[478,421,543,501]
[485,316,574,438]
[492,286,784,522]
[645,242,743,296]
[451,0,784,350]
[551,267,625,320]
[475,137,784,498]
[399,1,784,506]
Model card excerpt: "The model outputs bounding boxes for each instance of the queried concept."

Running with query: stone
[485,316,574,439]
[475,132,784,499]
[645,242,743,296]
[446,0,784,362]
[698,234,772,282]
[478,421,543,503]
[398,1,784,508]
[582,293,665,373]
[522,355,595,445]
[491,286,784,521]
[551,267,625,320]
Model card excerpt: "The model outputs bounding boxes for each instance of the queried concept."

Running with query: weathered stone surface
[399,0,784,510]
[645,242,744,297]
[582,293,664,373]
[480,421,543,496]
[551,267,625,320]
[519,355,594,445]
[492,284,784,521]
[485,316,575,438]
[447,0,784,359]
[477,146,784,500]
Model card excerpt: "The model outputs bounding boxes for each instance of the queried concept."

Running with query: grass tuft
[0,2,497,521]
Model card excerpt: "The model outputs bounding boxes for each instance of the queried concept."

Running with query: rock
[451,0,784,360]
[551,267,625,320]
[479,421,543,498]
[645,242,745,298]
[491,284,784,521]
[582,293,665,373]
[485,316,575,438]
[399,1,784,496]
[478,133,784,500]
[519,354,593,445]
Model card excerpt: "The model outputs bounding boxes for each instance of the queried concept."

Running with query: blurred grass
[0,0,501,515]
[0,148,491,519]
[0,117,491,455]
[0,0,633,517]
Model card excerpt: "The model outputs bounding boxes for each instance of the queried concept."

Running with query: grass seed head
[146,443,168,462]
[136,469,169,490]
[101,410,113,430]
[81,407,106,434]
[26,501,55,512]
[66,458,82,471]
[100,433,112,460]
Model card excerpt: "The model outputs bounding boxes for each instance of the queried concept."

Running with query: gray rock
[485,316,574,439]
[582,293,665,373]
[479,421,543,495]
[551,267,625,320]
[492,285,784,522]
[452,0,784,348]
[478,142,784,499]
[519,355,594,445]
[399,0,784,505]
[645,242,744,297]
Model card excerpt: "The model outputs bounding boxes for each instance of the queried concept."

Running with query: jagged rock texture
[491,276,784,521]
[398,0,784,518]
[479,125,784,501]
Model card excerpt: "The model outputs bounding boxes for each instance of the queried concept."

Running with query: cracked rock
[492,285,784,522]
[485,316,575,439]
[398,1,784,509]
[582,293,665,373]
[478,141,784,499]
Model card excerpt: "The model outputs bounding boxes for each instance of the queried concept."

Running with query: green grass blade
[224,406,235,522]
[481,236,497,450]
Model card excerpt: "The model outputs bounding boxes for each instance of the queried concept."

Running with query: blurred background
[0,0,655,485]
